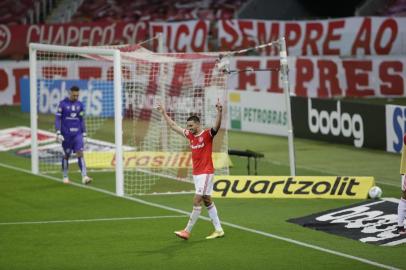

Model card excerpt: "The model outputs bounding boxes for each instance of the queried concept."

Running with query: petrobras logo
[385,105,406,153]
[308,99,364,147]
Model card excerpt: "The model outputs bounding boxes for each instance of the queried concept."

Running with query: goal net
[29,43,229,195]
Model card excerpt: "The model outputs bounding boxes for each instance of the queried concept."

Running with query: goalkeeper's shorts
[62,134,84,154]
[193,173,214,196]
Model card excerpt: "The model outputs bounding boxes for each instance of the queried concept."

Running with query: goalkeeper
[157,100,224,240]
[55,86,92,185]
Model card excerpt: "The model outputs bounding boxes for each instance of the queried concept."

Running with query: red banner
[0,21,148,57]
[2,55,405,105]
[1,17,405,58]
[149,20,210,52]
[228,56,406,97]
[218,17,406,56]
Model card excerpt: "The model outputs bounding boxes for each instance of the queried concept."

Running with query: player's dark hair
[70,86,80,92]
[187,115,200,123]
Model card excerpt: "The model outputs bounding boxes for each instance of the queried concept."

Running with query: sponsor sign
[0,126,55,151]
[84,151,231,169]
[218,17,406,56]
[15,137,134,165]
[288,198,406,246]
[212,176,374,199]
[20,79,114,117]
[291,97,386,149]
[228,91,288,136]
[385,104,406,153]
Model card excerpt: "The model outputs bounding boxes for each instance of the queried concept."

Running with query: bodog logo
[212,176,374,199]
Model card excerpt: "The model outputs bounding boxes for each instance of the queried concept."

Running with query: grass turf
[0,105,405,269]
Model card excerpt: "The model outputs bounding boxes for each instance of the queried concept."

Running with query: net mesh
[34,45,229,195]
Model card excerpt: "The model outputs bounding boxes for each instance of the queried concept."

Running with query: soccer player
[397,133,406,235]
[55,86,92,185]
[157,101,225,240]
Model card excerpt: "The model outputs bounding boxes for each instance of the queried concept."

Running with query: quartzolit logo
[289,199,406,246]
[308,99,364,147]
[214,177,361,197]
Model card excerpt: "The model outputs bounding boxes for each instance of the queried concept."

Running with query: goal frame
[29,43,124,196]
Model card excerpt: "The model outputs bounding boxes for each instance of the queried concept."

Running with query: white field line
[0,215,187,226]
[0,162,402,270]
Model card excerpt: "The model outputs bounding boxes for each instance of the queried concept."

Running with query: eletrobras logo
[212,176,374,199]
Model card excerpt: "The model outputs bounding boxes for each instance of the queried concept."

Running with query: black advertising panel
[288,199,405,246]
[291,97,386,150]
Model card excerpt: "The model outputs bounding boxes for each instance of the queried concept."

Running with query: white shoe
[63,177,70,184]
[82,176,92,185]
[206,230,225,239]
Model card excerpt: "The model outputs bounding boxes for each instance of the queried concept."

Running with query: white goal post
[28,37,295,196]
[29,41,230,196]
[29,43,124,195]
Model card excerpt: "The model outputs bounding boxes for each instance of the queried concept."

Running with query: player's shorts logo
[0,25,11,54]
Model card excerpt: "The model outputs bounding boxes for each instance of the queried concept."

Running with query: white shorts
[193,173,214,196]
[402,175,406,191]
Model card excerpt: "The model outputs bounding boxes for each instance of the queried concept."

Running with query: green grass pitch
[0,105,404,270]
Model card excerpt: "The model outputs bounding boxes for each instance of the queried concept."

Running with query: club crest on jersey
[199,136,203,143]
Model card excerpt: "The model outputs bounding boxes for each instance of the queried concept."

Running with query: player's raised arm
[212,100,223,133]
[157,103,184,136]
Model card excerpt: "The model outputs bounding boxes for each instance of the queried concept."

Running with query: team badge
[199,136,203,142]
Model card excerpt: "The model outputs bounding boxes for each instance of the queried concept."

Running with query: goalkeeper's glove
[83,132,88,144]
[56,131,64,143]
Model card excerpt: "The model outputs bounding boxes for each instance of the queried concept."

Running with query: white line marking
[0,162,401,270]
[0,215,187,226]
